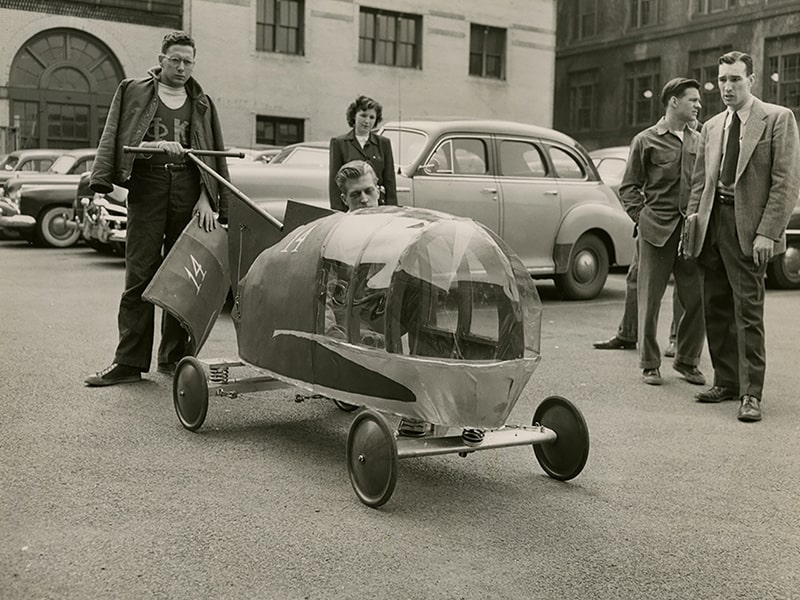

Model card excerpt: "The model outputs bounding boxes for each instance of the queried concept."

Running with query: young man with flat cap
[619,77,707,387]
[685,51,800,422]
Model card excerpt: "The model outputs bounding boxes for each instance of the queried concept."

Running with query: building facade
[555,0,800,150]
[0,0,556,152]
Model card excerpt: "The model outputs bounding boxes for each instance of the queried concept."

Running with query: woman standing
[328,95,396,211]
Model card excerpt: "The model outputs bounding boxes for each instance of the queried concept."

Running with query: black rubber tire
[173,357,209,431]
[766,245,800,289]
[532,395,590,481]
[346,409,398,508]
[36,205,80,248]
[554,233,609,300]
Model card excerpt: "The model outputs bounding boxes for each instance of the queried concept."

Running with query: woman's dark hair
[346,95,383,128]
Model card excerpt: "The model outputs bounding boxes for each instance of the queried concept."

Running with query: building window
[256,116,304,146]
[695,0,732,14]
[766,35,800,121]
[689,46,731,120]
[569,70,598,131]
[256,0,304,55]
[577,0,598,39]
[359,8,421,68]
[624,58,660,126]
[631,0,659,28]
[469,24,506,79]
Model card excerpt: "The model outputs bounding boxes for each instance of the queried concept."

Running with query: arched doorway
[8,28,125,149]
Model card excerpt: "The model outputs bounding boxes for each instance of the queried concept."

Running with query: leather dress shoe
[593,336,636,350]
[642,368,663,385]
[694,385,737,403]
[737,395,762,422]
[673,361,706,385]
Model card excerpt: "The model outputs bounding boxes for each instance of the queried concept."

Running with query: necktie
[720,111,740,186]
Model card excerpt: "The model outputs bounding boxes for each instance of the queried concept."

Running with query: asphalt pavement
[1,240,798,600]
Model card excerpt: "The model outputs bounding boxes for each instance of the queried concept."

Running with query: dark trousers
[114,166,200,371]
[698,203,768,398]
[637,225,705,369]
[617,239,683,344]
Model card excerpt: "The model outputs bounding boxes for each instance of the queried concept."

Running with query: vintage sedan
[0,148,96,247]
[0,148,64,190]
[378,119,636,299]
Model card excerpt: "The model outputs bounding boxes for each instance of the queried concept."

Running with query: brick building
[554,0,800,150]
[0,0,556,152]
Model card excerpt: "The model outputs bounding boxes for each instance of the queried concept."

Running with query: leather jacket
[90,67,233,219]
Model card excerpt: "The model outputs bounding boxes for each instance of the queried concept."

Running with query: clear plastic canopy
[317,207,542,362]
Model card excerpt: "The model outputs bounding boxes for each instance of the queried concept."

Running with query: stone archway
[8,28,125,149]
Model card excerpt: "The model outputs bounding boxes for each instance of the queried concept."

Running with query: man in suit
[685,51,800,421]
[619,78,707,387]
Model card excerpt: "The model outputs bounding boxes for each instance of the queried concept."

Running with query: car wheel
[766,244,800,289]
[36,206,80,248]
[554,233,609,300]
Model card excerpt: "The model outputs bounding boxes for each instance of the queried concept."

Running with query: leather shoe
[737,395,762,422]
[85,363,142,387]
[663,341,676,358]
[673,361,706,385]
[694,385,737,403]
[642,368,663,385]
[593,336,636,350]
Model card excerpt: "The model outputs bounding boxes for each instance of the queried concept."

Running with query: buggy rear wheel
[532,395,589,481]
[173,357,209,431]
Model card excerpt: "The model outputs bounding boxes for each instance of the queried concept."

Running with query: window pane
[499,141,547,177]
[549,147,585,179]
[452,139,487,175]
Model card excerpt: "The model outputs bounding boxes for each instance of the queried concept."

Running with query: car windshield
[270,146,328,167]
[380,128,427,168]
[48,155,76,174]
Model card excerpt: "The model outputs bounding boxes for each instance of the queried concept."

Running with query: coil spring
[461,428,485,446]
[209,365,229,384]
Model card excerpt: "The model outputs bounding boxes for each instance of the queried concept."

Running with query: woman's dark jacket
[328,130,397,211]
[90,67,233,220]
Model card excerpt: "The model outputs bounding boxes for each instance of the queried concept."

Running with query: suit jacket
[686,96,800,258]
[328,130,397,211]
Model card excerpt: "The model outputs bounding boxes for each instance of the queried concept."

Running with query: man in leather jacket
[85,30,234,386]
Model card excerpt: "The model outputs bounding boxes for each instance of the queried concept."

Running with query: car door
[495,137,562,273]
[410,135,500,235]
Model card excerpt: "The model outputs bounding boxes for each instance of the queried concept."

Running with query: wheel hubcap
[573,250,598,284]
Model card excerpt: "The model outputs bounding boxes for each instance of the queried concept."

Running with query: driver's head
[335,160,379,211]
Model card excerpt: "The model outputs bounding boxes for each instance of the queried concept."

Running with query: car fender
[19,185,78,217]
[554,202,635,272]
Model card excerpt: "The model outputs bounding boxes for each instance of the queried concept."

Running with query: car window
[20,159,53,172]
[427,138,488,175]
[50,155,76,174]
[548,146,586,180]
[271,146,327,167]
[498,140,548,177]
[2,156,19,170]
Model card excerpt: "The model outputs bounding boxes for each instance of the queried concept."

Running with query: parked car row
[6,121,798,295]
